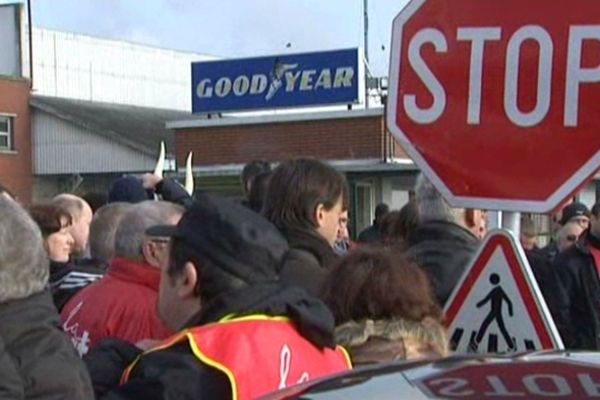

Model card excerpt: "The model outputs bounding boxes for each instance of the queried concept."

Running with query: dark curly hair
[320,246,442,325]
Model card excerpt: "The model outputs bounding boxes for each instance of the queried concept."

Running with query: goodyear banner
[191,48,360,113]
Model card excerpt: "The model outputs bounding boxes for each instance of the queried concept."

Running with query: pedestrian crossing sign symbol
[444,229,563,354]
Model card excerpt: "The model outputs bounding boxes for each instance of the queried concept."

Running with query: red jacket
[60,257,172,356]
[122,315,351,400]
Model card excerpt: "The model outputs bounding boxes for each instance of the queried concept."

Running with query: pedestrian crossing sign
[445,229,564,354]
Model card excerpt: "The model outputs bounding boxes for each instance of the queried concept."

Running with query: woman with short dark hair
[321,246,448,365]
[262,158,348,295]
[28,203,74,263]
[28,202,89,310]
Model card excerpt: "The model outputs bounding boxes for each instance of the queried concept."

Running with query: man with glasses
[537,202,592,266]
[60,201,183,356]
[557,221,585,253]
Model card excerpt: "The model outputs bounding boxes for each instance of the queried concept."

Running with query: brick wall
[0,78,32,202]
[175,114,408,167]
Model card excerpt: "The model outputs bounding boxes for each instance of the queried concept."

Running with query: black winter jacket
[407,220,480,306]
[278,228,337,296]
[88,284,338,400]
[553,231,600,350]
[49,260,105,311]
[0,290,94,399]
[524,248,564,318]
[155,178,194,208]
[357,223,382,244]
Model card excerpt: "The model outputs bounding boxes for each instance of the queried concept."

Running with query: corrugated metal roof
[33,111,159,175]
[30,95,194,156]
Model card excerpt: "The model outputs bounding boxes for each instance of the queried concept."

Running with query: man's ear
[314,203,326,228]
[142,241,160,268]
[178,261,198,299]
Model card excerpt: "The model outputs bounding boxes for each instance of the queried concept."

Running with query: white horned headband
[153,141,194,196]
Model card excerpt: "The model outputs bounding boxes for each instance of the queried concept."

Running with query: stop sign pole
[478,211,519,235]
[502,211,520,235]
[387,0,600,216]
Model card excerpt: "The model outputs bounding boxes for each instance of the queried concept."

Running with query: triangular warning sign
[444,229,563,354]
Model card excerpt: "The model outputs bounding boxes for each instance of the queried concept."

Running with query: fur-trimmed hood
[335,318,449,365]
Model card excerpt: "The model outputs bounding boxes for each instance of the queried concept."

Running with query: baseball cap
[560,202,591,225]
[108,176,150,203]
[147,193,289,284]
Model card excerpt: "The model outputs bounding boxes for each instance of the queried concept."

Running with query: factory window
[0,115,13,150]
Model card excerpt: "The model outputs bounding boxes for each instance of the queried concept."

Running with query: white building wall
[390,190,410,209]
[33,110,156,174]
[27,27,217,110]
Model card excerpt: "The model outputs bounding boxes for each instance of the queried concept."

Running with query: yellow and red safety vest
[121,315,352,400]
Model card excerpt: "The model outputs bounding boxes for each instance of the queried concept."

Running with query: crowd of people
[0,157,598,399]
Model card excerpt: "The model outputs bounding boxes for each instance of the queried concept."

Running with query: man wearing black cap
[89,194,351,400]
[537,201,591,265]
[559,201,591,228]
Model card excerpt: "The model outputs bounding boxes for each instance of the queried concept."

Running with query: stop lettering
[403,25,599,128]
[417,360,600,399]
[387,0,600,212]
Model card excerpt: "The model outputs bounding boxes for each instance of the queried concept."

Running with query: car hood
[261,351,600,399]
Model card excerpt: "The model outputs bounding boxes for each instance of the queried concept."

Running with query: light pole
[363,0,369,108]
[27,0,33,88]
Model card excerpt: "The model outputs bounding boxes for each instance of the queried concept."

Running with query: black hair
[241,160,271,195]
[375,203,390,220]
[262,158,348,232]
[380,201,419,245]
[247,171,272,213]
[168,238,248,306]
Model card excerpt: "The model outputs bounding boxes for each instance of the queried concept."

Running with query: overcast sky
[28,0,409,77]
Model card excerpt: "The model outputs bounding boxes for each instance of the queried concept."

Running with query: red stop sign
[387,0,600,212]
[417,360,600,399]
